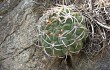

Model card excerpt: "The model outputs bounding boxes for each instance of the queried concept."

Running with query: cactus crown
[38,5,88,58]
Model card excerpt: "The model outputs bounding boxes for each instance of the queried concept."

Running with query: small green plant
[38,5,88,58]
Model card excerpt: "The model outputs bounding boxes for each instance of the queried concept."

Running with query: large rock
[0,0,110,70]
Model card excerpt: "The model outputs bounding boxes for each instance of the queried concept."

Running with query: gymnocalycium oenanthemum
[37,5,88,58]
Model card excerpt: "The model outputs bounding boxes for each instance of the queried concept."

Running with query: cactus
[38,6,88,58]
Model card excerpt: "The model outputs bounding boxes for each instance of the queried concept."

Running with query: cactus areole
[38,6,88,58]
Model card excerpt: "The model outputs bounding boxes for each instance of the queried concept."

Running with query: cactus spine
[38,5,88,58]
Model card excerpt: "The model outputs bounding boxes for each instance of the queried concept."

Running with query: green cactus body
[39,6,88,58]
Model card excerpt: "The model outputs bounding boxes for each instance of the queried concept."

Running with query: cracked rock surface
[0,0,46,70]
[0,0,110,70]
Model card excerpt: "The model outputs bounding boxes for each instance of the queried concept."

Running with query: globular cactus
[38,5,88,58]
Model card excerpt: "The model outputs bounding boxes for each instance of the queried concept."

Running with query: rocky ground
[0,0,110,70]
